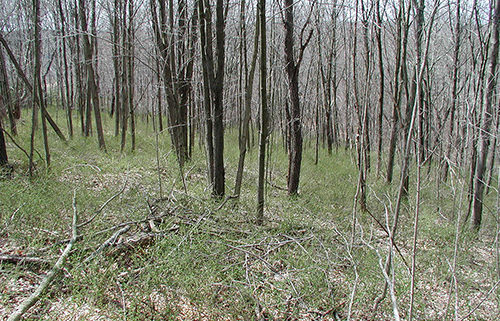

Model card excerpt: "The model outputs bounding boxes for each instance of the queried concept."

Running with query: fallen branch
[0,254,51,267]
[8,191,78,321]
[83,225,131,264]
[460,279,500,320]
[266,179,287,191]
[77,181,128,228]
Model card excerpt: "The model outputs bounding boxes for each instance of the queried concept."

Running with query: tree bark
[78,0,106,150]
[234,1,259,197]
[257,0,267,225]
[284,0,310,196]
[471,0,500,230]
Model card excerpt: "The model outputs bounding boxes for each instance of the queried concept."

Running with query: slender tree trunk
[386,0,408,184]
[127,0,135,152]
[234,2,259,197]
[471,0,500,230]
[34,0,50,168]
[0,47,16,136]
[0,119,7,166]
[257,0,267,225]
[120,0,129,152]
[197,0,214,183]
[375,0,384,177]
[57,0,73,138]
[112,0,121,137]
[78,0,106,150]
[442,0,462,181]
[0,44,9,164]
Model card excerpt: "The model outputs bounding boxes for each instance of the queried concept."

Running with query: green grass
[1,108,498,320]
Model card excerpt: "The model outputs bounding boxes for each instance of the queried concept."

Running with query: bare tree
[257,0,267,224]
[78,0,106,150]
[234,0,259,197]
[198,0,227,197]
[283,0,313,195]
[471,0,500,230]
[151,0,197,166]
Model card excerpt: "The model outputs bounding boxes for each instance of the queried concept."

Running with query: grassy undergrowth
[1,110,498,320]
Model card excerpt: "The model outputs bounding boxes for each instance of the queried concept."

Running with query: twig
[266,179,287,191]
[10,203,25,222]
[7,191,78,321]
[215,195,238,211]
[459,279,500,320]
[83,225,131,264]
[1,128,43,162]
[77,181,127,228]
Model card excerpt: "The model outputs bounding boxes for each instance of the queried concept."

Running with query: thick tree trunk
[284,0,304,196]
[212,0,226,198]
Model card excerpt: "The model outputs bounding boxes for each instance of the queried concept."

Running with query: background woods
[0,0,499,320]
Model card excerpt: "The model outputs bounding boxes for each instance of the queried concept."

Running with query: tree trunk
[212,0,226,198]
[234,1,259,197]
[57,0,73,138]
[257,0,267,224]
[0,120,7,166]
[33,0,50,168]
[471,0,500,230]
[284,0,308,196]
[78,0,106,150]
[375,0,384,177]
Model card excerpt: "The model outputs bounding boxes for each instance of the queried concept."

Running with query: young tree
[0,46,8,165]
[234,1,259,197]
[151,0,197,166]
[33,0,50,170]
[57,0,73,138]
[0,119,6,166]
[257,0,267,224]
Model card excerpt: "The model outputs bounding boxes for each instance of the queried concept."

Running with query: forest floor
[0,112,499,320]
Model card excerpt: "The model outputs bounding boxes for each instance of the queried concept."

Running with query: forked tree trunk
[78,0,106,150]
